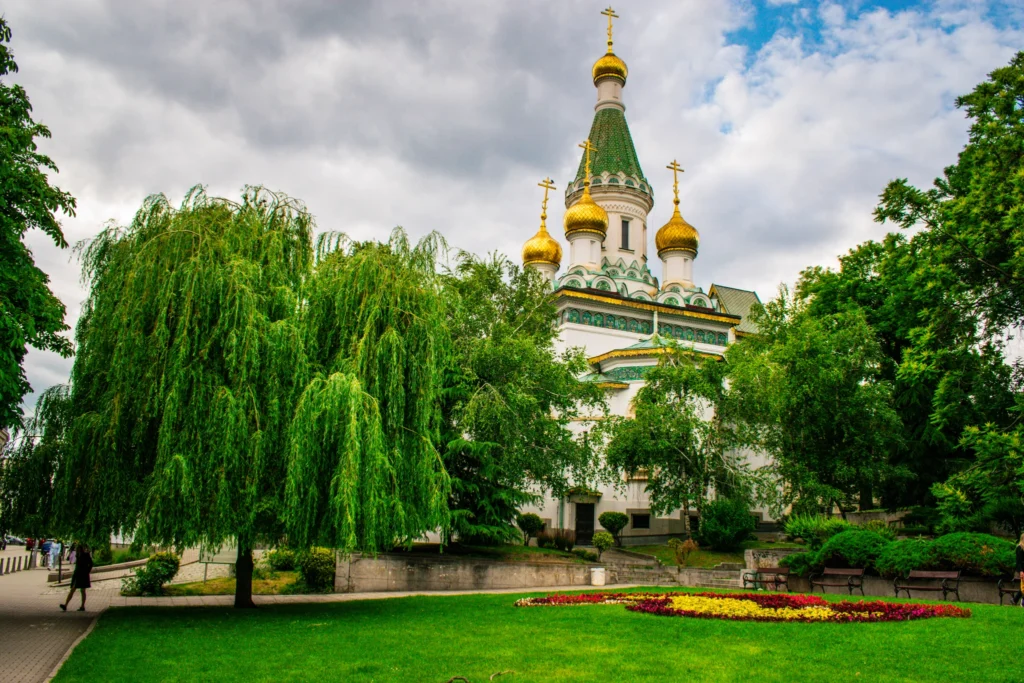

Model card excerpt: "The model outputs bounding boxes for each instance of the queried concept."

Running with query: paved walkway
[0,559,624,683]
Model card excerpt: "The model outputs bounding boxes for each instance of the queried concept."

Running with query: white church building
[519,8,765,546]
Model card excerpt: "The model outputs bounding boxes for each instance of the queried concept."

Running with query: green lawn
[55,588,1024,682]
[163,571,300,596]
[629,539,804,568]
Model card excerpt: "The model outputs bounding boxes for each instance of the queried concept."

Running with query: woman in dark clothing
[60,545,93,612]
[1016,533,1024,607]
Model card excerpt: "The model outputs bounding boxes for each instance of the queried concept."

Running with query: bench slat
[907,570,959,579]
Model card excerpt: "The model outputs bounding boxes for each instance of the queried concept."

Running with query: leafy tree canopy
[0,18,75,430]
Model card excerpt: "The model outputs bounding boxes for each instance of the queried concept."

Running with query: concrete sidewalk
[0,560,624,683]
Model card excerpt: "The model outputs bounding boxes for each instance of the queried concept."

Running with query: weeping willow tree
[285,230,450,551]
[54,186,313,607]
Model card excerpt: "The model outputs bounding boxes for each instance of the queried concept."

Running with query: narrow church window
[621,219,630,250]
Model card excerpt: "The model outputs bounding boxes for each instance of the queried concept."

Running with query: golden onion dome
[656,203,699,256]
[522,224,562,266]
[564,188,608,239]
[592,51,628,85]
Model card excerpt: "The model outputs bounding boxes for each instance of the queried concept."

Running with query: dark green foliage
[266,548,296,571]
[783,514,854,550]
[440,255,600,545]
[697,499,756,552]
[901,507,941,535]
[573,548,600,562]
[859,520,897,541]
[779,551,821,577]
[0,18,75,430]
[516,513,544,546]
[816,530,890,571]
[875,539,938,578]
[535,532,553,549]
[551,529,576,552]
[930,533,1014,577]
[297,547,335,592]
[598,511,629,546]
[591,531,614,560]
[121,552,180,596]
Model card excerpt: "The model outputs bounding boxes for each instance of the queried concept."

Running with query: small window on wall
[621,219,630,250]
[632,513,651,529]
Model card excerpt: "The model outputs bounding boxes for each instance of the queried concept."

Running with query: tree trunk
[234,546,256,609]
[859,482,873,511]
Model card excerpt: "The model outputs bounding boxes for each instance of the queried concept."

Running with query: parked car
[4,535,25,545]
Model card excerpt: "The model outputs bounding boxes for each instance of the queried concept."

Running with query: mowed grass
[163,571,300,596]
[54,588,1024,682]
[630,540,804,568]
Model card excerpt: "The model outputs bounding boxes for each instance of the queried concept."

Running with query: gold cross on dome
[666,159,685,205]
[601,7,619,51]
[538,177,556,224]
[579,139,598,186]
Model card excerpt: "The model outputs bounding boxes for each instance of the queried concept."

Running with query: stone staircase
[601,549,744,589]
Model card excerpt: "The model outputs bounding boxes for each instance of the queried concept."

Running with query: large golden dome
[564,189,608,238]
[656,204,699,256]
[592,51,627,85]
[522,225,562,266]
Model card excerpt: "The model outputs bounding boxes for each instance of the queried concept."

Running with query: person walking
[50,540,62,570]
[60,544,93,612]
[39,539,51,568]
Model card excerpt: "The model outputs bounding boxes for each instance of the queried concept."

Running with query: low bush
[931,532,1014,576]
[859,519,897,541]
[297,547,336,592]
[551,529,576,552]
[516,513,545,546]
[697,499,756,551]
[784,514,854,550]
[121,552,181,596]
[816,530,890,571]
[598,511,629,546]
[535,532,554,549]
[779,551,821,577]
[899,506,940,534]
[573,548,599,562]
[267,548,296,571]
[667,538,699,566]
[591,531,614,560]
[875,538,938,578]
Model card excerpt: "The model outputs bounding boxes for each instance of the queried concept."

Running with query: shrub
[859,519,897,541]
[121,552,181,596]
[931,532,1015,576]
[598,511,629,546]
[779,551,821,577]
[875,538,938,578]
[784,514,854,550]
[535,532,554,549]
[697,499,756,551]
[297,547,336,592]
[667,538,699,566]
[591,531,614,560]
[900,506,940,534]
[267,547,296,571]
[516,513,545,546]
[816,530,890,571]
[572,548,599,562]
[551,529,576,552]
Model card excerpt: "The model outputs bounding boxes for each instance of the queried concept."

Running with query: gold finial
[538,177,556,230]
[666,160,684,208]
[601,7,619,53]
[579,139,598,190]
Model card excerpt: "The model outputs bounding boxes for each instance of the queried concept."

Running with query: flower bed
[514,591,971,623]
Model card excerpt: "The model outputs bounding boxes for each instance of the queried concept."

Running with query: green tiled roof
[573,108,648,188]
[709,285,762,334]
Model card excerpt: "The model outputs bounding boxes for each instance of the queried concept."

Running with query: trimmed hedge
[783,514,854,550]
[298,547,336,592]
[698,498,756,551]
[782,531,1016,578]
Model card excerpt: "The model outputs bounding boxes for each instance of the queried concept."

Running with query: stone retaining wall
[334,553,600,593]
[790,575,1010,605]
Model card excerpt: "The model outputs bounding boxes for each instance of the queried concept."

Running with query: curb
[45,614,99,681]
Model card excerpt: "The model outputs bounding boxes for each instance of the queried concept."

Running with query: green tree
[0,18,75,430]
[603,344,760,522]
[439,254,602,544]
[726,290,904,514]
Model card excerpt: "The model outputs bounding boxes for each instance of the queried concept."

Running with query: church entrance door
[575,503,595,545]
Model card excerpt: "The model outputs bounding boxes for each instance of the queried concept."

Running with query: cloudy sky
[8,0,1024,410]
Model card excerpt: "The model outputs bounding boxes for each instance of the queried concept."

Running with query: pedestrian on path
[50,540,62,570]
[60,545,92,612]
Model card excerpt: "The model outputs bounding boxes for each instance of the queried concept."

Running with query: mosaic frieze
[605,366,654,381]
[564,308,728,346]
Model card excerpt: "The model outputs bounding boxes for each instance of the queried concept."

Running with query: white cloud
[7,0,1022,410]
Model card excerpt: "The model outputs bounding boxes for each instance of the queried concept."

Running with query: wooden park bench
[809,567,865,595]
[742,566,790,592]
[997,572,1021,606]
[893,570,961,601]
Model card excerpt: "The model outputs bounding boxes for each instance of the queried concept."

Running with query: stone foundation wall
[334,553,599,593]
